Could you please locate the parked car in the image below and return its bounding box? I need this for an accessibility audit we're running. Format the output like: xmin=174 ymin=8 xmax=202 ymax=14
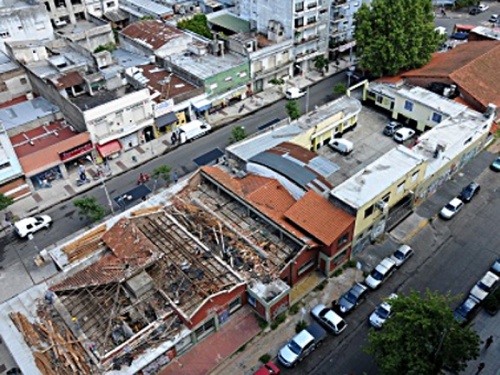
xmin=469 ymin=7 xmax=481 ymax=15
xmin=328 ymin=139 xmax=354 ymax=155
xmin=390 ymin=245 xmax=414 ymax=268
xmin=490 ymin=157 xmax=500 ymax=172
xmin=491 ymin=258 xmax=500 ymax=276
xmin=278 ymin=322 xmax=327 ymax=367
xmin=369 ymin=293 xmax=398 ymax=329
xmin=333 ymin=282 xmax=368 ymax=315
xmin=311 ymin=304 xmax=347 ymax=335
xmin=365 ymin=258 xmax=397 ymax=289
xmin=489 ymin=14 xmax=499 ymax=22
xmin=470 ymin=271 xmax=500 ymax=301
xmin=383 ymin=121 xmax=403 ymax=136
xmin=439 ymin=198 xmax=464 ymax=220
xmin=14 ymin=215 xmax=52 ymax=238
xmin=454 ymin=296 xmax=480 ymax=325
xmin=254 ymin=362 xmax=281 ymax=375
xmin=285 ymin=87 xmax=305 ymax=100
xmin=478 ymin=4 xmax=489 ymax=11
xmin=458 ymin=182 xmax=480 ymax=203
xmin=393 ymin=127 xmax=415 ymax=143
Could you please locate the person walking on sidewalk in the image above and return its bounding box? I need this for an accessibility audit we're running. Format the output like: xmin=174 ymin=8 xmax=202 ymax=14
xmin=485 ymin=335 xmax=493 ymax=350
xmin=476 ymin=362 xmax=485 ymax=375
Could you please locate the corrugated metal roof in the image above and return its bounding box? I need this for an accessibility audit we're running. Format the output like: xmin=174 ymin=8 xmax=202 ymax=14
xmin=0 ymin=97 xmax=60 ymax=130
xmin=0 ymin=51 xmax=19 ymax=74
xmin=250 ymin=152 xmax=317 ymax=189
xmin=120 ymin=0 xmax=173 ymax=16
xmin=308 ymin=156 xmax=339 ymax=177
xmin=209 ymin=13 xmax=251 ymax=33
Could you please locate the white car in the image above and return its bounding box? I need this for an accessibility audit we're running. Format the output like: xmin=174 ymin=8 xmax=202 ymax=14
xmin=285 ymin=87 xmax=305 ymax=100
xmin=478 ymin=4 xmax=489 ymax=12
xmin=328 ymin=139 xmax=354 ymax=155
xmin=390 ymin=245 xmax=414 ymax=268
xmin=369 ymin=293 xmax=398 ymax=328
xmin=311 ymin=304 xmax=347 ymax=335
xmin=439 ymin=198 xmax=464 ymax=219
xmin=393 ymin=127 xmax=415 ymax=143
xmin=365 ymin=258 xmax=397 ymax=289
xmin=470 ymin=271 xmax=499 ymax=301
xmin=489 ymin=14 xmax=498 ymax=23
xmin=14 ymin=215 xmax=52 ymax=238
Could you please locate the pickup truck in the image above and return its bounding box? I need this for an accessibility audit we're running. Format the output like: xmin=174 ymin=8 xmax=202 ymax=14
xmin=278 ymin=322 xmax=327 ymax=367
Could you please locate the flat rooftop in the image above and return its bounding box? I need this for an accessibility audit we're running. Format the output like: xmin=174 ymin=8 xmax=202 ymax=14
xmin=0 ymin=97 xmax=60 ymax=130
xmin=70 ymin=84 xmax=137 ymax=110
xmin=169 ymin=51 xmax=247 ymax=80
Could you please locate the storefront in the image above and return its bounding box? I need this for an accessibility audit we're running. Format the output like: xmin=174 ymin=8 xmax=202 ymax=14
xmin=60 ymin=140 xmax=94 ymax=175
xmin=96 ymin=140 xmax=122 ymax=160
xmin=155 ymin=112 xmax=178 ymax=133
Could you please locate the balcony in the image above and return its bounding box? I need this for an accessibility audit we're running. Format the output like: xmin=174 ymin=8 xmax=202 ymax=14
xmin=294 ymin=34 xmax=319 ymax=46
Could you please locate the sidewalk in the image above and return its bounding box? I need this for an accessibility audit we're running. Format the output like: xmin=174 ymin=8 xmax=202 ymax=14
xmin=1 ymin=58 xmax=352 ymax=230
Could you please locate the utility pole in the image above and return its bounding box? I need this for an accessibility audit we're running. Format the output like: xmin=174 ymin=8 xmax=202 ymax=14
xmin=86 ymin=156 xmax=114 ymax=214
xmin=306 ymin=86 xmax=310 ymax=113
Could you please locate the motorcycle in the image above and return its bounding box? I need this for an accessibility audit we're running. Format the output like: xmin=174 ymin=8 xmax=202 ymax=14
xmin=137 ymin=173 xmax=151 ymax=185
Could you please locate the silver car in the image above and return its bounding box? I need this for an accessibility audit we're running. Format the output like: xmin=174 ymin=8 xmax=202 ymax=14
xmin=390 ymin=245 xmax=414 ymax=268
xmin=311 ymin=304 xmax=347 ymax=335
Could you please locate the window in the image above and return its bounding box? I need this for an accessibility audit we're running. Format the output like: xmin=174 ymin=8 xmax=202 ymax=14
xmin=337 ymin=232 xmax=349 ymax=247
xmin=0 ymin=31 xmax=11 ymax=38
xmin=364 ymin=204 xmax=374 ymax=219
xmin=332 ymin=248 xmax=347 ymax=265
xmin=464 ymin=136 xmax=472 ymax=145
xmin=307 ymin=16 xmax=317 ymax=24
xmin=295 ymin=2 xmax=304 ymax=11
xmin=404 ymin=100 xmax=414 ymax=112
xmin=0 ymin=162 xmax=11 ymax=170
xmin=376 ymin=96 xmax=383 ymax=104
xmin=20 ymin=78 xmax=27 ymax=85
xmin=18 ymin=25 xmax=23 ymax=30
xmin=106 ymin=1 xmax=114 ymax=6
xmin=248 ymin=294 xmax=256 ymax=307
xmin=411 ymin=170 xmax=419 ymax=183
xmin=381 ymin=192 xmax=390 ymax=203
xmin=431 ymin=112 xmax=442 ymax=123
xmin=397 ymin=181 xmax=405 ymax=194
xmin=229 ymin=296 xmax=242 ymax=312
xmin=194 ymin=318 xmax=215 ymax=340
xmin=298 ymin=259 xmax=315 ymax=276
xmin=295 ymin=17 xmax=304 ymax=28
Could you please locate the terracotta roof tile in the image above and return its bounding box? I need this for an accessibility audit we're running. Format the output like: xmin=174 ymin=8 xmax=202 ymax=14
xmin=285 ymin=190 xmax=354 ymax=246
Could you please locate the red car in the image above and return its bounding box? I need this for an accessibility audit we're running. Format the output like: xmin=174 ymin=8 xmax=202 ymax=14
xmin=254 ymin=361 xmax=281 ymax=375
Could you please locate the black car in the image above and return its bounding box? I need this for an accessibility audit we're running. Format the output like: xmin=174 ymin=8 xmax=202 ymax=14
xmin=458 ymin=182 xmax=480 ymax=203
xmin=469 ymin=7 xmax=480 ymax=15
xmin=333 ymin=282 xmax=368 ymax=315
xmin=454 ymin=296 xmax=480 ymax=325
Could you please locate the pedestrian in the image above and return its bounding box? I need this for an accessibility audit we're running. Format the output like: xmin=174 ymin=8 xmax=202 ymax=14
xmin=485 ymin=335 xmax=493 ymax=349
xmin=173 ymin=171 xmax=178 ymax=184
xmin=476 ymin=362 xmax=485 ymax=375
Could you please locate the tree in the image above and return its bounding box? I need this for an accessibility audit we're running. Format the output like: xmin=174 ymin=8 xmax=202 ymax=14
xmin=333 ymin=83 xmax=347 ymax=96
xmin=313 ymin=55 xmax=330 ymax=76
xmin=74 ymin=197 xmax=106 ymax=222
xmin=354 ymin=0 xmax=444 ymax=77
xmin=454 ymin=0 xmax=477 ymax=9
xmin=229 ymin=126 xmax=247 ymax=144
xmin=0 ymin=193 xmax=14 ymax=211
xmin=139 ymin=15 xmax=155 ymax=20
xmin=365 ymin=290 xmax=479 ymax=375
xmin=285 ymin=100 xmax=301 ymax=120
xmin=94 ymin=42 xmax=116 ymax=54
xmin=152 ymin=165 xmax=172 ymax=184
xmin=177 ymin=14 xmax=212 ymax=39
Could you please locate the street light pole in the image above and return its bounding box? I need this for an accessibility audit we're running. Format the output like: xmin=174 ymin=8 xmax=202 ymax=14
xmin=86 ymin=155 xmax=114 ymax=214
xmin=306 ymin=86 xmax=310 ymax=113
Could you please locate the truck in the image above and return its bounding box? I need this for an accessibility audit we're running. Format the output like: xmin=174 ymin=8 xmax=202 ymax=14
xmin=176 ymin=120 xmax=211 ymax=144
xmin=278 ymin=322 xmax=327 ymax=367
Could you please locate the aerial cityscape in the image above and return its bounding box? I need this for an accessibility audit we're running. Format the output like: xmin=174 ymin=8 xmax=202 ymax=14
xmin=0 ymin=0 xmax=499 ymax=374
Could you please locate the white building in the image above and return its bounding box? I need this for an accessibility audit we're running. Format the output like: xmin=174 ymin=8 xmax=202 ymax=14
xmin=329 ymin=0 xmax=365 ymax=60
xmin=237 ymin=0 xmax=331 ymax=74
xmin=0 ymin=0 xmax=54 ymax=54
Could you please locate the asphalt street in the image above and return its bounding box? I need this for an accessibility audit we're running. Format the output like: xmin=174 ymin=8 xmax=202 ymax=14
xmin=0 ymin=72 xmax=347 ymax=272
xmin=434 ymin=1 xmax=500 ymax=33
xmin=282 ymin=150 xmax=500 ymax=375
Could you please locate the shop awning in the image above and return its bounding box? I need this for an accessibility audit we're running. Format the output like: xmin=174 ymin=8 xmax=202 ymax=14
xmin=156 ymin=112 xmax=178 ymax=130
xmin=192 ymin=99 xmax=212 ymax=112
xmin=96 ymin=140 xmax=122 ymax=158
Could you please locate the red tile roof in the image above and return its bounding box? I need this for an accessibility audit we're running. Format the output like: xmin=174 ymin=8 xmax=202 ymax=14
xmin=284 ymin=190 xmax=354 ymax=246
xmin=51 ymin=218 xmax=161 ymax=291
xmin=121 ymin=20 xmax=186 ymax=50
xmin=403 ymin=41 xmax=500 ymax=109
xmin=140 ymin=64 xmax=198 ymax=102
xmin=51 ymin=71 xmax=84 ymax=89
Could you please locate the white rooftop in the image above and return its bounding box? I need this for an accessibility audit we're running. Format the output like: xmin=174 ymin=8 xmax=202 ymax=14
xmin=471 ymin=25 xmax=500 ymax=40
xmin=331 ymin=145 xmax=426 ymax=209
xmin=411 ymin=107 xmax=492 ymax=177
xmin=169 ymin=51 xmax=247 ymax=80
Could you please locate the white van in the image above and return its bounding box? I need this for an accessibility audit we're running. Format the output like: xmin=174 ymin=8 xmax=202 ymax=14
xmin=285 ymin=87 xmax=305 ymax=100
xmin=328 ymin=139 xmax=353 ymax=155
xmin=393 ymin=127 xmax=415 ymax=143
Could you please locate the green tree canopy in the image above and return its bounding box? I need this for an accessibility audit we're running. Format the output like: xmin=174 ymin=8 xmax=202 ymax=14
xmin=365 ymin=290 xmax=479 ymax=375
xmin=177 ymin=14 xmax=212 ymax=39
xmin=285 ymin=100 xmax=301 ymax=120
xmin=152 ymin=165 xmax=172 ymax=182
xmin=229 ymin=126 xmax=247 ymax=144
xmin=354 ymin=0 xmax=444 ymax=77
xmin=313 ymin=55 xmax=330 ymax=75
xmin=0 ymin=193 xmax=14 ymax=211
xmin=74 ymin=196 xmax=106 ymax=222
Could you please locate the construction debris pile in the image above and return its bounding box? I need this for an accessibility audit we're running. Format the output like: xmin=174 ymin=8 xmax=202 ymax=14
xmin=10 ymin=305 xmax=94 ymax=375
xmin=61 ymin=224 xmax=106 ymax=264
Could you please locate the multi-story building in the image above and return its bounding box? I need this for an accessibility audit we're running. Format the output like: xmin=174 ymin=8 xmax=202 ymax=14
xmin=329 ymin=0 xmax=363 ymax=60
xmin=0 ymin=0 xmax=54 ymax=54
xmin=0 ymin=51 xmax=32 ymax=105
xmin=237 ymin=0 xmax=331 ymax=74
